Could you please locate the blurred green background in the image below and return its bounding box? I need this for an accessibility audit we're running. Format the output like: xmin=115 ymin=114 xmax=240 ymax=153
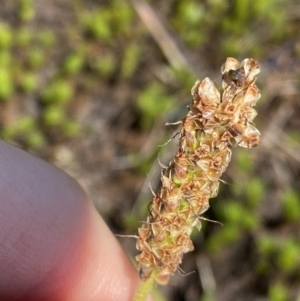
xmin=1 ymin=0 xmax=300 ymax=300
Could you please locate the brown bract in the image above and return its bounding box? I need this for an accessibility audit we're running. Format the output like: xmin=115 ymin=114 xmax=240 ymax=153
xmin=136 ymin=57 xmax=261 ymax=285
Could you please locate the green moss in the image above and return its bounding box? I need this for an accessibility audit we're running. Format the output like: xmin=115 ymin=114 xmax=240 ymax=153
xmin=236 ymin=150 xmax=254 ymax=173
xmin=282 ymin=190 xmax=300 ymax=221
xmin=15 ymin=28 xmax=31 ymax=47
xmin=38 ymin=30 xmax=56 ymax=47
xmin=27 ymin=48 xmax=45 ymax=69
xmin=276 ymin=240 xmax=300 ymax=273
xmin=0 ymin=50 xmax=11 ymax=67
xmin=63 ymin=52 xmax=84 ymax=75
xmin=243 ymin=213 xmax=260 ymax=230
xmin=41 ymin=80 xmax=73 ymax=105
xmin=137 ymin=82 xmax=175 ymax=129
xmin=81 ymin=10 xmax=112 ymax=40
xmin=26 ymin=131 xmax=46 ymax=149
xmin=19 ymin=0 xmax=35 ymax=22
xmin=268 ymin=282 xmax=289 ymax=301
xmin=110 ymin=1 xmax=134 ymax=35
xmin=257 ymin=234 xmax=275 ymax=256
xmin=92 ymin=54 xmax=116 ymax=76
xmin=0 ymin=117 xmax=45 ymax=150
xmin=19 ymin=73 xmax=37 ymax=93
xmin=62 ymin=120 xmax=80 ymax=137
xmin=0 ymin=68 xmax=14 ymax=100
xmin=121 ymin=43 xmax=140 ymax=79
xmin=255 ymin=260 xmax=270 ymax=275
xmin=43 ymin=105 xmax=65 ymax=126
xmin=222 ymin=202 xmax=245 ymax=224
xmin=0 ymin=23 xmax=12 ymax=49
xmin=246 ymin=178 xmax=265 ymax=208
xmin=15 ymin=116 xmax=36 ymax=133
xmin=171 ymin=67 xmax=195 ymax=91
xmin=206 ymin=226 xmax=241 ymax=253
xmin=172 ymin=2 xmax=205 ymax=48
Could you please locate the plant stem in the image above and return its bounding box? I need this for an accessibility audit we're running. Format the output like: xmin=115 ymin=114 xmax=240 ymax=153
xmin=133 ymin=275 xmax=155 ymax=301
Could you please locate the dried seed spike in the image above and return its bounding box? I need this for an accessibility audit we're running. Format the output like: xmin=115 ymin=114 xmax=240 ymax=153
xmin=221 ymin=57 xmax=240 ymax=74
xmin=135 ymin=57 xmax=261 ymax=285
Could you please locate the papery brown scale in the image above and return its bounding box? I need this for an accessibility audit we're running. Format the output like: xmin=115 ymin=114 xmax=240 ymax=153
xmin=175 ymin=233 xmax=194 ymax=250
xmin=150 ymin=253 xmax=164 ymax=268
xmin=232 ymin=88 xmax=248 ymax=104
xmin=219 ymin=100 xmax=239 ymax=120
xmin=197 ymin=134 xmax=213 ymax=150
xmin=191 ymin=79 xmax=201 ymax=96
xmin=160 ymin=247 xmax=184 ymax=265
xmin=243 ymin=85 xmax=260 ymax=106
xmin=229 ymin=123 xmax=245 ymax=138
xmin=150 ymin=222 xmax=166 ymax=241
xmin=208 ymin=180 xmax=220 ymax=198
xmin=138 ymin=227 xmax=152 ymax=242
xmin=154 ymin=231 xmax=167 ymax=244
xmin=183 ymin=180 xmax=210 ymax=196
xmin=241 ymin=58 xmax=260 ymax=83
xmin=218 ymin=131 xmax=232 ymax=145
xmin=209 ymin=155 xmax=225 ymax=171
xmin=182 ymin=116 xmax=198 ymax=132
xmin=220 ymin=148 xmax=232 ymax=167
xmin=181 ymin=181 xmax=211 ymax=202
xmin=160 ymin=185 xmax=181 ymax=202
xmin=136 ymin=250 xmax=153 ymax=265
xmin=164 ymin=197 xmax=179 ymax=212
xmin=202 ymin=118 xmax=219 ymax=129
xmin=161 ymin=174 xmax=175 ymax=190
xmin=188 ymin=196 xmax=210 ymax=215
xmin=193 ymin=144 xmax=210 ymax=157
xmin=136 ymin=233 xmax=153 ymax=252
xmin=197 ymin=78 xmax=221 ymax=106
xmin=174 ymin=153 xmax=194 ymax=168
xmin=221 ymin=57 xmax=240 ymax=75
xmin=196 ymin=155 xmax=212 ymax=172
xmin=160 ymin=251 xmax=174 ymax=265
xmin=172 ymin=165 xmax=189 ymax=184
xmin=221 ymin=83 xmax=238 ymax=102
xmin=164 ymin=215 xmax=187 ymax=232
xmin=150 ymin=196 xmax=164 ymax=217
xmin=242 ymin=108 xmax=257 ymax=122
xmin=159 ymin=245 xmax=185 ymax=260
xmin=206 ymin=169 xmax=221 ymax=183
xmin=200 ymin=103 xmax=218 ymax=115
xmin=139 ymin=265 xmax=154 ymax=281
xmin=214 ymin=141 xmax=230 ymax=152
xmin=235 ymin=125 xmax=260 ymax=148
xmin=162 ymin=190 xmax=181 ymax=212
xmin=185 ymin=112 xmax=203 ymax=126
xmin=236 ymin=135 xmax=258 ymax=148
xmin=181 ymin=130 xmax=198 ymax=151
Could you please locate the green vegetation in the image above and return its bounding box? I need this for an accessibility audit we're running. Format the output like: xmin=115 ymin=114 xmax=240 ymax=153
xmin=137 ymin=82 xmax=175 ymax=129
xmin=268 ymin=282 xmax=289 ymax=301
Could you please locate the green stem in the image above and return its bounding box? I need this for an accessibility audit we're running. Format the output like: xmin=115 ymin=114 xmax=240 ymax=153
xmin=133 ymin=275 xmax=155 ymax=301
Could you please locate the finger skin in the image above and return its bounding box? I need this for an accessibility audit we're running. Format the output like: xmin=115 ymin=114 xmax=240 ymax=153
xmin=0 ymin=140 xmax=140 ymax=301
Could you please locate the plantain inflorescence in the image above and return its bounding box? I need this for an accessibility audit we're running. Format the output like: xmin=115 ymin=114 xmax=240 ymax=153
xmin=136 ymin=57 xmax=261 ymax=285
